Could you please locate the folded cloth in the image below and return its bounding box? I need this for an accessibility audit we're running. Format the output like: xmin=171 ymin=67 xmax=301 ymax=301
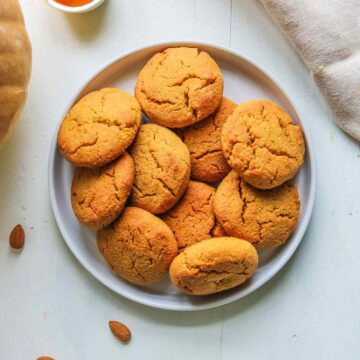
xmin=261 ymin=0 xmax=360 ymax=141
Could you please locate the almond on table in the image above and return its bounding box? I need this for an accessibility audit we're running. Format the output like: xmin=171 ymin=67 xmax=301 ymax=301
xmin=109 ymin=321 xmax=131 ymax=343
xmin=9 ymin=224 xmax=25 ymax=250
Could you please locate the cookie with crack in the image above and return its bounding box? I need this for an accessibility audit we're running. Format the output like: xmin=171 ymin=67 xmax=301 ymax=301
xmin=169 ymin=237 xmax=258 ymax=295
xmin=97 ymin=207 xmax=178 ymax=285
xmin=58 ymin=88 xmax=141 ymax=168
xmin=214 ymin=171 xmax=300 ymax=248
xmin=178 ymin=97 xmax=236 ymax=182
xmin=135 ymin=47 xmax=223 ymax=128
xmin=129 ymin=123 xmax=191 ymax=214
xmin=71 ymin=152 xmax=134 ymax=230
xmin=221 ymin=100 xmax=305 ymax=189
xmin=162 ymin=181 xmax=226 ymax=251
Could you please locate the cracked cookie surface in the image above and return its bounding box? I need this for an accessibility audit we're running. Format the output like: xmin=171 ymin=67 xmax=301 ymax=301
xmin=97 ymin=207 xmax=178 ymax=285
xmin=58 ymin=88 xmax=141 ymax=168
xmin=129 ymin=123 xmax=191 ymax=214
xmin=71 ymin=152 xmax=134 ymax=230
xmin=162 ymin=181 xmax=226 ymax=252
xmin=221 ymin=100 xmax=305 ymax=189
xmin=169 ymin=237 xmax=258 ymax=295
xmin=214 ymin=171 xmax=300 ymax=248
xmin=177 ymin=97 xmax=236 ymax=182
xmin=135 ymin=47 xmax=223 ymax=128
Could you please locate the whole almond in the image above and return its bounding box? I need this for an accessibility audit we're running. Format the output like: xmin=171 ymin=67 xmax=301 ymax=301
xmin=9 ymin=224 xmax=25 ymax=250
xmin=109 ymin=320 xmax=131 ymax=343
xmin=37 ymin=357 xmax=55 ymax=360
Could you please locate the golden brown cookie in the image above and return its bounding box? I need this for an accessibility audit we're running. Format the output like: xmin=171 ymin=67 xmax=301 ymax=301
xmin=178 ymin=97 xmax=236 ymax=182
xmin=57 ymin=88 xmax=141 ymax=168
xmin=169 ymin=237 xmax=258 ymax=295
xmin=71 ymin=152 xmax=134 ymax=230
xmin=162 ymin=181 xmax=226 ymax=251
xmin=97 ymin=207 xmax=178 ymax=285
xmin=129 ymin=123 xmax=191 ymax=214
xmin=214 ymin=171 xmax=300 ymax=248
xmin=221 ymin=100 xmax=305 ymax=189
xmin=135 ymin=47 xmax=223 ymax=128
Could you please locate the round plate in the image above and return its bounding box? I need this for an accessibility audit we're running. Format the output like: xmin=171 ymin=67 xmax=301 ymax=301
xmin=49 ymin=41 xmax=316 ymax=311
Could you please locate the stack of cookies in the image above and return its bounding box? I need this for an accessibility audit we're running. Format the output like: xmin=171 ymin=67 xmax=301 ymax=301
xmin=57 ymin=47 xmax=305 ymax=296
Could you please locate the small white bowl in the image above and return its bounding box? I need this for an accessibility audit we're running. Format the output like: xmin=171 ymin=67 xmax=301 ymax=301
xmin=47 ymin=0 xmax=106 ymax=13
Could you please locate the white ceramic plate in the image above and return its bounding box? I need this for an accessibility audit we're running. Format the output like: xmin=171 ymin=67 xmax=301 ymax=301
xmin=49 ymin=41 xmax=316 ymax=311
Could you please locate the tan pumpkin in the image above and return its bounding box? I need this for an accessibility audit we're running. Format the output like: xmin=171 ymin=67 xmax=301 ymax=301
xmin=0 ymin=0 xmax=31 ymax=148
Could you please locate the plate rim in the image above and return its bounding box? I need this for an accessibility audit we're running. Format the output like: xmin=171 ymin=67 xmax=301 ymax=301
xmin=48 ymin=40 xmax=317 ymax=311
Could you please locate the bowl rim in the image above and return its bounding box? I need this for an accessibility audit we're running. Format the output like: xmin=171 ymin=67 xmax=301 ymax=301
xmin=47 ymin=0 xmax=105 ymax=13
xmin=48 ymin=40 xmax=317 ymax=311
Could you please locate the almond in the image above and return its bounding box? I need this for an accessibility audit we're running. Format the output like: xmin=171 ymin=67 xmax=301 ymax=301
xmin=109 ymin=320 xmax=131 ymax=343
xmin=37 ymin=357 xmax=55 ymax=360
xmin=9 ymin=224 xmax=25 ymax=250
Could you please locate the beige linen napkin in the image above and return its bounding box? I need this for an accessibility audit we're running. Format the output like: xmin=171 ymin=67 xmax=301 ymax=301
xmin=261 ymin=0 xmax=360 ymax=141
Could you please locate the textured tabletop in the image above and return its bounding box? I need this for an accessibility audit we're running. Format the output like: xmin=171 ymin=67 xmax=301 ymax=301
xmin=0 ymin=1 xmax=359 ymax=359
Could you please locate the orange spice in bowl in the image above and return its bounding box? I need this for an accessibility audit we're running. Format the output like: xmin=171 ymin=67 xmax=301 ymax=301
xmin=48 ymin=0 xmax=105 ymax=13
xmin=54 ymin=0 xmax=93 ymax=6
